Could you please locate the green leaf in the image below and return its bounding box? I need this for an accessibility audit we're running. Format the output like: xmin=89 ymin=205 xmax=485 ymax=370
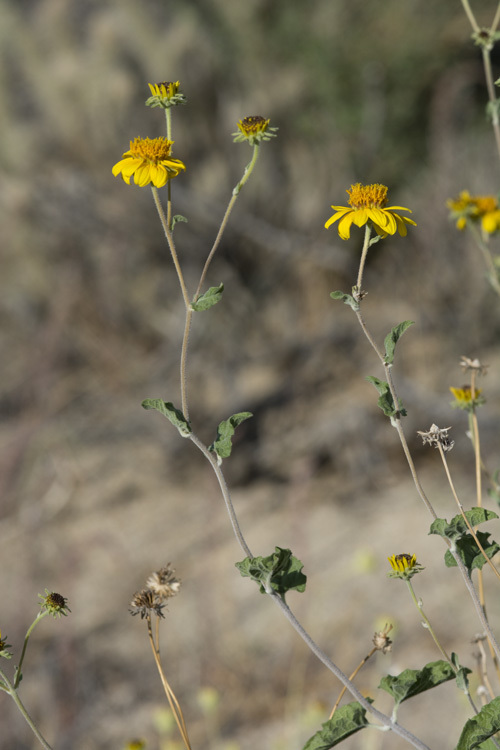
xmin=191 ymin=283 xmax=224 ymax=311
xmin=365 ymin=376 xmax=407 ymax=418
xmin=451 ymin=653 xmax=472 ymax=694
xmin=383 ymin=321 xmax=414 ymax=365
xmin=330 ymin=290 xmax=359 ymax=312
xmin=302 ymin=701 xmax=370 ymax=750
xmin=378 ymin=660 xmax=455 ymax=706
xmin=208 ymin=411 xmax=252 ymax=459
xmin=171 ymin=214 xmax=188 ymax=230
xmin=141 ymin=399 xmax=192 ymax=437
xmin=429 ymin=508 xmax=499 ymax=543
xmin=443 ymin=531 xmax=500 ymax=574
xmin=456 ymin=696 xmax=500 ymax=749
xmin=235 ymin=547 xmax=307 ymax=599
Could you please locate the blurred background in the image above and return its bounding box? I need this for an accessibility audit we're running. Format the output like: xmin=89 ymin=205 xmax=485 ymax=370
xmin=2 ymin=0 xmax=500 ymax=748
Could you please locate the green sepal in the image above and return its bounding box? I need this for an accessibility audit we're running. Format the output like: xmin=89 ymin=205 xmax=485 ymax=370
xmin=365 ymin=376 xmax=407 ymax=417
xmin=330 ymin=290 xmax=359 ymax=312
xmin=235 ymin=546 xmax=306 ymax=600
xmin=378 ymin=660 xmax=455 ymax=706
xmin=141 ymin=399 xmax=192 ymax=437
xmin=455 ymin=696 xmax=500 ymax=749
xmin=451 ymin=653 xmax=472 ymax=695
xmin=191 ymin=283 xmax=224 ymax=312
xmin=171 ymin=214 xmax=188 ymax=230
xmin=383 ymin=321 xmax=414 ymax=365
xmin=302 ymin=701 xmax=370 ymax=749
xmin=208 ymin=411 xmax=252 ymax=459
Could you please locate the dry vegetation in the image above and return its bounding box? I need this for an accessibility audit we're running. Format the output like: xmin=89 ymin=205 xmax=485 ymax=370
xmin=2 ymin=1 xmax=500 ymax=748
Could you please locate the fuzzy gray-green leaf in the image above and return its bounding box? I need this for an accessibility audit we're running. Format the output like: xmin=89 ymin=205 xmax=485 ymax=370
xmin=191 ymin=283 xmax=224 ymax=311
xmin=384 ymin=320 xmax=414 ymax=364
xmin=379 ymin=660 xmax=455 ymax=706
xmin=141 ymin=399 xmax=191 ymax=437
xmin=330 ymin=290 xmax=359 ymax=311
xmin=456 ymin=696 xmax=500 ymax=749
xmin=209 ymin=411 xmax=252 ymax=458
xmin=302 ymin=702 xmax=369 ymax=749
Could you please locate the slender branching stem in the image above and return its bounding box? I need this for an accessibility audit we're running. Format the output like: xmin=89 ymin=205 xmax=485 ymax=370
xmin=188 ymin=432 xmax=253 ymax=558
xmin=14 ymin=612 xmax=47 ymax=689
xmin=492 ymin=1 xmax=500 ymax=32
xmin=147 ymin=618 xmax=192 ymax=750
xmin=437 ymin=445 xmax=500 ymax=582
xmin=355 ymin=224 xmax=373 ymax=294
xmin=405 ymin=580 xmax=452 ymax=663
xmin=151 ymin=187 xmax=190 ymax=308
xmin=329 ymin=646 xmax=377 ymax=719
xmin=481 ymin=45 xmax=500 ymax=165
xmin=460 ymin=0 xmax=480 ymax=32
xmin=193 ymin=144 xmax=260 ymax=302
xmin=0 ymin=667 xmax=53 ymax=750
xmin=351 ymin=240 xmax=500 ymax=664
xmin=269 ymin=596 xmax=431 ymax=750
xmin=467 ymin=223 xmax=500 ymax=296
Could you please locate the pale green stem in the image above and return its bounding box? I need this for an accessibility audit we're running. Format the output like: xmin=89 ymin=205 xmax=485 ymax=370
xmin=492 ymin=2 xmax=500 ymax=32
xmin=355 ymin=224 xmax=372 ymax=294
xmin=469 ymin=372 xmax=482 ymax=510
xmin=467 ymin=223 xmax=500 ymax=297
xmin=165 ymin=107 xmax=172 ymax=141
xmin=187 ymin=430 xmax=430 ymax=749
xmin=460 ymin=0 xmax=480 ymax=31
xmin=405 ymin=580 xmax=452 ymax=663
xmin=269 ymin=596 xmax=431 ymax=750
xmin=14 ymin=611 xmax=48 ymax=689
xmin=0 ymin=666 xmax=53 ymax=750
xmin=351 ymin=249 xmax=500 ymax=664
xmin=481 ymin=45 xmax=500 ymax=166
xmin=150 ymin=187 xmax=189 ymax=308
xmin=180 ymin=145 xmax=261 ymax=418
xmin=194 ymin=144 xmax=260 ymax=302
xmin=437 ymin=443 xmax=500 ymax=582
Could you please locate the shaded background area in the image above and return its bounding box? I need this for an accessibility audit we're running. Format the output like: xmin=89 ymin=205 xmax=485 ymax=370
xmin=2 ymin=0 xmax=500 ymax=748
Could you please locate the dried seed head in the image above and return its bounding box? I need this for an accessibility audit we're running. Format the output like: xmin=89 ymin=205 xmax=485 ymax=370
xmin=373 ymin=623 xmax=393 ymax=654
xmin=417 ymin=424 xmax=454 ymax=452
xmin=129 ymin=589 xmax=165 ymax=619
xmin=146 ymin=564 xmax=181 ymax=602
xmin=460 ymin=356 xmax=488 ymax=375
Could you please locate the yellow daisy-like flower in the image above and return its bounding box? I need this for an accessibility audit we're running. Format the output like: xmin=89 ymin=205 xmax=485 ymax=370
xmin=233 ymin=115 xmax=278 ymax=145
xmin=450 ymin=385 xmax=484 ymax=411
xmin=387 ymin=553 xmax=422 ymax=580
xmin=325 ymin=183 xmax=417 ymax=240
xmin=112 ymin=137 xmax=186 ymax=188
xmin=447 ymin=190 xmax=500 ymax=234
xmin=146 ymin=81 xmax=186 ymax=109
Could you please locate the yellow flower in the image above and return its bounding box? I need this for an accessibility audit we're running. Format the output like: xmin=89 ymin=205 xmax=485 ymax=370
xmin=388 ymin=553 xmax=417 ymax=573
xmin=325 ymin=183 xmax=416 ymax=240
xmin=112 ymin=137 xmax=186 ymax=188
xmin=447 ymin=190 xmax=500 ymax=234
xmin=146 ymin=81 xmax=186 ymax=109
xmin=388 ymin=553 xmax=422 ymax=580
xmin=233 ymin=115 xmax=278 ymax=145
xmin=450 ymin=385 xmax=484 ymax=411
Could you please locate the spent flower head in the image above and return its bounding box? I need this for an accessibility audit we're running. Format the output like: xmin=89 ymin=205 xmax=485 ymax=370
xmin=460 ymin=356 xmax=489 ymax=376
xmin=450 ymin=385 xmax=485 ymax=412
xmin=387 ymin=553 xmax=423 ymax=580
xmin=38 ymin=590 xmax=71 ymax=618
xmin=417 ymin=423 xmax=454 ymax=452
xmin=372 ymin=623 xmax=393 ymax=654
xmin=112 ymin=137 xmax=186 ymax=188
xmin=129 ymin=589 xmax=165 ymax=619
xmin=146 ymin=563 xmax=181 ymax=602
xmin=233 ymin=116 xmax=278 ymax=145
xmin=325 ymin=183 xmax=416 ymax=240
xmin=146 ymin=81 xmax=186 ymax=109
